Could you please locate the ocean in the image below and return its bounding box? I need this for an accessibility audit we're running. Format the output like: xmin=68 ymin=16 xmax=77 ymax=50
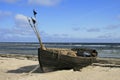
xmin=0 ymin=42 xmax=120 ymax=58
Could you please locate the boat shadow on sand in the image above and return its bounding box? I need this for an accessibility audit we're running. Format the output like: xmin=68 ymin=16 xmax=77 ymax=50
xmin=7 ymin=65 xmax=79 ymax=73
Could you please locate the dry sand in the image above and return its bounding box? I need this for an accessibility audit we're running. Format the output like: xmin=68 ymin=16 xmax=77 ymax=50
xmin=0 ymin=57 xmax=120 ymax=80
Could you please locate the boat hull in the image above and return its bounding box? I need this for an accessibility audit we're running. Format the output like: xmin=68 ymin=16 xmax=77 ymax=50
xmin=38 ymin=48 xmax=96 ymax=69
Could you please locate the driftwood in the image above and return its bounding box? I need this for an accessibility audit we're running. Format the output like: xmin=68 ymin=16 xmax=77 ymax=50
xmin=96 ymin=58 xmax=120 ymax=65
xmin=92 ymin=63 xmax=120 ymax=67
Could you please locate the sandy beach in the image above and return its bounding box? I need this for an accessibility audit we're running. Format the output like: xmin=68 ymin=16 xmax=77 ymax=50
xmin=0 ymin=56 xmax=120 ymax=80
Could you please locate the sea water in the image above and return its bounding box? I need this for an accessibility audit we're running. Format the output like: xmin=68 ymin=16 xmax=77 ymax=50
xmin=0 ymin=42 xmax=120 ymax=58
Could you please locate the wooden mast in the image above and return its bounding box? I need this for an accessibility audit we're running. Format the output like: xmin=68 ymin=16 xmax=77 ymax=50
xmin=28 ymin=10 xmax=46 ymax=72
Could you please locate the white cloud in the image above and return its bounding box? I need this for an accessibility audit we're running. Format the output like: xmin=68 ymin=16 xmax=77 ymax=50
xmin=97 ymin=32 xmax=119 ymax=39
xmin=15 ymin=14 xmax=27 ymax=22
xmin=15 ymin=14 xmax=29 ymax=28
xmin=72 ymin=27 xmax=80 ymax=31
xmin=0 ymin=0 xmax=19 ymax=3
xmin=98 ymin=35 xmax=112 ymax=39
xmin=0 ymin=0 xmax=62 ymax=6
xmin=0 ymin=28 xmax=36 ymax=42
xmin=87 ymin=28 xmax=100 ymax=32
xmin=14 ymin=14 xmax=34 ymax=37
xmin=0 ymin=10 xmax=12 ymax=18
xmin=105 ymin=24 xmax=120 ymax=30
xmin=117 ymin=15 xmax=120 ymax=19
xmin=28 ymin=0 xmax=62 ymax=6
xmin=0 ymin=13 xmax=34 ymax=42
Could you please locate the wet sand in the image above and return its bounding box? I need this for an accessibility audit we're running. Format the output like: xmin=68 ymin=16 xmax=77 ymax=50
xmin=0 ymin=56 xmax=120 ymax=80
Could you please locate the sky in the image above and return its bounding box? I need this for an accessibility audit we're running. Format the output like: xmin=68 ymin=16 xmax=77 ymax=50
xmin=0 ymin=0 xmax=120 ymax=42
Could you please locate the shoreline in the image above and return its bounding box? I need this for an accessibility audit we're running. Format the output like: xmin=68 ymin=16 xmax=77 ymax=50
xmin=0 ymin=54 xmax=38 ymax=61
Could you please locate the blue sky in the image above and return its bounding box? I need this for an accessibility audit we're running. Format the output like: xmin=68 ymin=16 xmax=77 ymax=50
xmin=0 ymin=0 xmax=120 ymax=42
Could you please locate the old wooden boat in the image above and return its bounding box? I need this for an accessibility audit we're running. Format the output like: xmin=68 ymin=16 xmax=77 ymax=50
xmin=28 ymin=10 xmax=98 ymax=72
xmin=38 ymin=48 xmax=97 ymax=70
